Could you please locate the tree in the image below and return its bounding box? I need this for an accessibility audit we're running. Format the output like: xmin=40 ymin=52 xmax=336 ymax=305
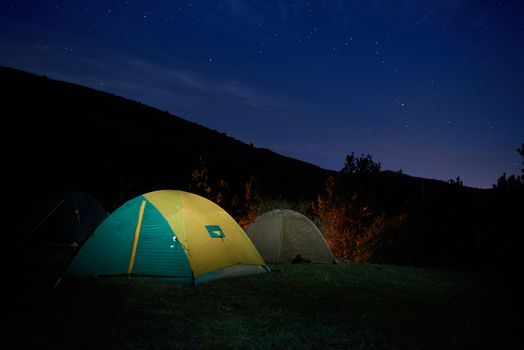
xmin=236 ymin=176 xmax=259 ymax=229
xmin=447 ymin=176 xmax=463 ymax=187
xmin=340 ymin=152 xmax=381 ymax=177
xmin=314 ymin=154 xmax=405 ymax=263
xmin=518 ymin=143 xmax=524 ymax=176
xmin=494 ymin=173 xmax=522 ymax=191
xmin=188 ymin=156 xmax=227 ymax=205
xmin=493 ymin=143 xmax=524 ymax=190
xmin=489 ymin=143 xmax=524 ymax=267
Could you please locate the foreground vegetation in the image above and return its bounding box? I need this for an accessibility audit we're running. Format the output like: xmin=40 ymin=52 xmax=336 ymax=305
xmin=12 ymin=263 xmax=515 ymax=349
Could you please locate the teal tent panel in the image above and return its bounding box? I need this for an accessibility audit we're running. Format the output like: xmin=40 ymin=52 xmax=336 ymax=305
xmin=65 ymin=196 xmax=145 ymax=276
xmin=132 ymin=199 xmax=192 ymax=282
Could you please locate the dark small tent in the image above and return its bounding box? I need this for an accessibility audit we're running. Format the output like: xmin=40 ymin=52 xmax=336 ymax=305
xmin=24 ymin=191 xmax=108 ymax=246
xmin=21 ymin=191 xmax=108 ymax=286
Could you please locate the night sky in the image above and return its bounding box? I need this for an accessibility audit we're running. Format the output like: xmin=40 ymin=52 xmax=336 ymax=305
xmin=1 ymin=1 xmax=523 ymax=189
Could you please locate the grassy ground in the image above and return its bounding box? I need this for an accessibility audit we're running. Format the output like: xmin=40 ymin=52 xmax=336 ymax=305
xmin=11 ymin=263 xmax=516 ymax=349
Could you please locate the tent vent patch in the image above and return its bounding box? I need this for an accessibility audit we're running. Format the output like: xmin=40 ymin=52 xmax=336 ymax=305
xmin=205 ymin=225 xmax=225 ymax=238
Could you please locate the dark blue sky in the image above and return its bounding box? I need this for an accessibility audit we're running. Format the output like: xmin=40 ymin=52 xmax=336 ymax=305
xmin=1 ymin=1 xmax=523 ymax=188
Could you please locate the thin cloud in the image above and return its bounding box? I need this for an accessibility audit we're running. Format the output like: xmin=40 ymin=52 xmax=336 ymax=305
xmin=118 ymin=59 xmax=293 ymax=112
xmin=0 ymin=37 xmax=295 ymax=114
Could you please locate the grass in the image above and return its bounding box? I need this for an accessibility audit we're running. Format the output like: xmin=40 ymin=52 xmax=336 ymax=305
xmin=12 ymin=263 xmax=516 ymax=349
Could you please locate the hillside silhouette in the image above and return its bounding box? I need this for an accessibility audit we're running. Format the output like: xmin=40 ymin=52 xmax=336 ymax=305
xmin=5 ymin=65 xmax=520 ymax=270
xmin=3 ymin=66 xmax=331 ymax=216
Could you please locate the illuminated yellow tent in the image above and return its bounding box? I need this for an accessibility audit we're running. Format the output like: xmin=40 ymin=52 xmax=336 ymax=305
xmin=65 ymin=190 xmax=267 ymax=284
xmin=247 ymin=209 xmax=336 ymax=264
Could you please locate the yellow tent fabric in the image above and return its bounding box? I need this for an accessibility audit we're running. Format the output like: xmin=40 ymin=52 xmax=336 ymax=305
xmin=66 ymin=190 xmax=267 ymax=284
xmin=247 ymin=209 xmax=336 ymax=264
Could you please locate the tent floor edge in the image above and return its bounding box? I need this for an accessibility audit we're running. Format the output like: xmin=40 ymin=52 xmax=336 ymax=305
xmin=194 ymin=264 xmax=267 ymax=284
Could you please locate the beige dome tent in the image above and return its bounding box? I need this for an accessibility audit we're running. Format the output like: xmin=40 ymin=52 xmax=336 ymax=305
xmin=246 ymin=209 xmax=336 ymax=264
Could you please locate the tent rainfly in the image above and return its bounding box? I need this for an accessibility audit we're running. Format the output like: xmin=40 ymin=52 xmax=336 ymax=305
xmin=21 ymin=191 xmax=108 ymax=287
xmin=65 ymin=190 xmax=268 ymax=284
xmin=24 ymin=191 xmax=108 ymax=246
xmin=247 ymin=209 xmax=336 ymax=264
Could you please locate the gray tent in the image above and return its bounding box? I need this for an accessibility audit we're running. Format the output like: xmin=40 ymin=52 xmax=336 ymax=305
xmin=246 ymin=209 xmax=336 ymax=264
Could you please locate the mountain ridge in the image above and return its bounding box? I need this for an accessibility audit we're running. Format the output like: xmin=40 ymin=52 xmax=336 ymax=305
xmin=3 ymin=65 xmax=490 ymax=210
xmin=3 ymin=65 xmax=333 ymax=211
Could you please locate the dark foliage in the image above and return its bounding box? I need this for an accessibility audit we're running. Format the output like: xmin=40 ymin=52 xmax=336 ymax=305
xmin=488 ymin=143 xmax=524 ymax=268
xmin=317 ymin=150 xmax=522 ymax=269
